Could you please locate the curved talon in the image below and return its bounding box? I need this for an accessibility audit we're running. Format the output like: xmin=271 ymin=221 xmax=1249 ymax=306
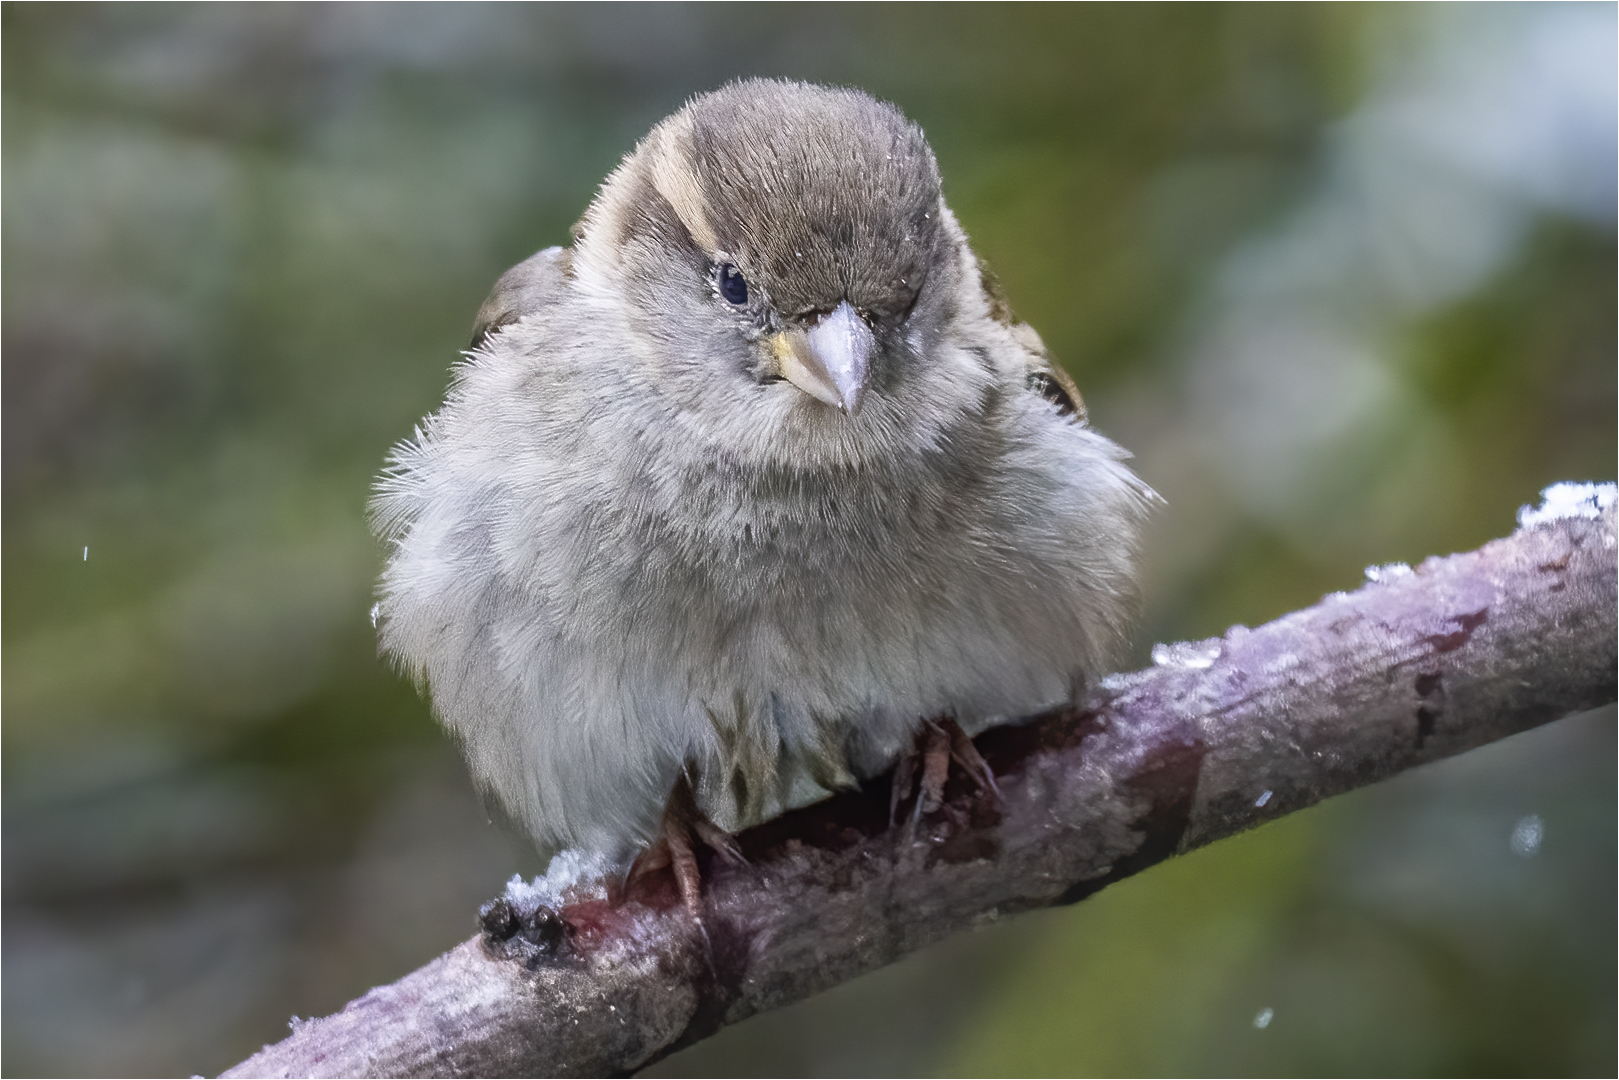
xmin=691 ymin=816 xmax=745 ymax=866
xmin=946 ymin=718 xmax=1001 ymax=800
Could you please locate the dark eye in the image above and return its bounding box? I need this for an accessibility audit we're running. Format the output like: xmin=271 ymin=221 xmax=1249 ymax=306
xmin=719 ymin=263 xmax=748 ymax=305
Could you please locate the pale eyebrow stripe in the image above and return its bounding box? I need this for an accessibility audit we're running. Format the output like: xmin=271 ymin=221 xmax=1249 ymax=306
xmin=647 ymin=113 xmax=720 ymax=255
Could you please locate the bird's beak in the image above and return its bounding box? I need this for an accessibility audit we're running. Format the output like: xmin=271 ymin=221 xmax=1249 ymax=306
xmin=770 ymin=300 xmax=874 ymax=416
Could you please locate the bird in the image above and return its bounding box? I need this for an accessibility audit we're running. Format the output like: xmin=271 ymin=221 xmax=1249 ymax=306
xmin=371 ymin=79 xmax=1156 ymax=919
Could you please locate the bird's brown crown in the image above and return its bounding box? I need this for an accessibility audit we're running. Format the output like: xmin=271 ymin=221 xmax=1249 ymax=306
xmin=594 ymin=79 xmax=946 ymax=325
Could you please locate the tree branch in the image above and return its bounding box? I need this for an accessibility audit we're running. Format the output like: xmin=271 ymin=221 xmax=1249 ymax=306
xmin=224 ymin=492 xmax=1617 ymax=1079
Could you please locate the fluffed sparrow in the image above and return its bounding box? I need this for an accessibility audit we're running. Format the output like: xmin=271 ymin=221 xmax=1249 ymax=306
xmin=372 ymin=79 xmax=1156 ymax=912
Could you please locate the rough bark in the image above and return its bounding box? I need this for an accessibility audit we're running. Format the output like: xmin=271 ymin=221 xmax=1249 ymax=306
xmin=223 ymin=498 xmax=1617 ymax=1079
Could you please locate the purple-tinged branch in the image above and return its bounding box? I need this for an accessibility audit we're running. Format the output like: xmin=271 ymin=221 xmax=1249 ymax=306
xmin=224 ymin=494 xmax=1617 ymax=1079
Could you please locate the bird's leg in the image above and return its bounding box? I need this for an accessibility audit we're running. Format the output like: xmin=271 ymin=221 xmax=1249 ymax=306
xmin=890 ymin=716 xmax=1001 ymax=829
xmin=890 ymin=743 xmax=919 ymax=825
xmin=917 ymin=720 xmax=952 ymax=818
xmin=625 ymin=770 xmax=743 ymax=926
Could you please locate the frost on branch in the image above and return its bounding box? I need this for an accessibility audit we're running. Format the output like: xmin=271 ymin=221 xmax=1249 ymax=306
xmin=224 ymin=483 xmax=1617 ymax=1079
xmin=1516 ymin=480 xmax=1615 ymax=527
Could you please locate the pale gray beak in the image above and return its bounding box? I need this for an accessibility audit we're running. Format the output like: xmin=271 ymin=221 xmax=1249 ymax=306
xmin=771 ymin=300 xmax=875 ymax=415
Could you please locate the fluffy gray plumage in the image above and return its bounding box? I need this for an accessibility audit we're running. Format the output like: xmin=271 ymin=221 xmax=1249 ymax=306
xmin=372 ymin=80 xmax=1157 ymax=868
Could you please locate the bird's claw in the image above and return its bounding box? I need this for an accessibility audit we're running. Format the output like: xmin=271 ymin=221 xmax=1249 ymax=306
xmin=890 ymin=716 xmax=1001 ymax=832
xmin=623 ymin=772 xmax=744 ymax=930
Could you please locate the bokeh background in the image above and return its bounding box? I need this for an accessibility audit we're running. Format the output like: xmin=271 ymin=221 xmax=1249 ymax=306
xmin=4 ymin=4 xmax=1614 ymax=1076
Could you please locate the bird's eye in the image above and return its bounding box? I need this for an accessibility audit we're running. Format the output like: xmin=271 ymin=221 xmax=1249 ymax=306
xmin=718 ymin=263 xmax=749 ymax=306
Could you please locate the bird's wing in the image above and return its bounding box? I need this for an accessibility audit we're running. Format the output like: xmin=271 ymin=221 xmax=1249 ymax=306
xmin=469 ymin=245 xmax=574 ymax=349
xmin=1021 ymin=344 xmax=1086 ymax=423
xmin=978 ymin=257 xmax=1087 ymax=423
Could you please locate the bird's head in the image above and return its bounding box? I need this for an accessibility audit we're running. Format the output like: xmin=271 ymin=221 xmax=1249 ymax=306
xmin=574 ymin=80 xmax=973 ymax=439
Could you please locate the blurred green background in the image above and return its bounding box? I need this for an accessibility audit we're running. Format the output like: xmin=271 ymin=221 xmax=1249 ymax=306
xmin=3 ymin=4 xmax=1613 ymax=1076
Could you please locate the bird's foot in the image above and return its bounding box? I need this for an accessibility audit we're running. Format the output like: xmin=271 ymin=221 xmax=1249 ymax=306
xmin=623 ymin=772 xmax=744 ymax=928
xmin=890 ymin=716 xmax=1002 ymax=830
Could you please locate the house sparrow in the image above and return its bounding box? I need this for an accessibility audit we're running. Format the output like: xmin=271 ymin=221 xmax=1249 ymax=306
xmin=372 ymin=79 xmax=1155 ymax=913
